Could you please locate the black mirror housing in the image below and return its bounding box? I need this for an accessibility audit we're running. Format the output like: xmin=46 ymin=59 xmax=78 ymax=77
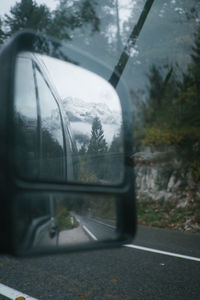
xmin=0 ymin=31 xmax=136 ymax=256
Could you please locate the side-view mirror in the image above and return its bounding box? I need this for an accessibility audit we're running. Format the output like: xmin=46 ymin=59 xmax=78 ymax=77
xmin=0 ymin=31 xmax=136 ymax=256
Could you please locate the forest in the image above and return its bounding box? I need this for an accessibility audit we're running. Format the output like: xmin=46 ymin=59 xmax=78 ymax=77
xmin=134 ymin=25 xmax=200 ymax=182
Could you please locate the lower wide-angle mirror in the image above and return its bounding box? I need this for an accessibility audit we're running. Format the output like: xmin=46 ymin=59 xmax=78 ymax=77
xmin=13 ymin=192 xmax=118 ymax=252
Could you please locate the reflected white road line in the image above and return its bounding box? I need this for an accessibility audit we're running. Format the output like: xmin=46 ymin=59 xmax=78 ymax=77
xmin=89 ymin=218 xmax=115 ymax=229
xmin=82 ymin=225 xmax=98 ymax=240
xmin=125 ymin=244 xmax=200 ymax=262
xmin=0 ymin=282 xmax=38 ymax=300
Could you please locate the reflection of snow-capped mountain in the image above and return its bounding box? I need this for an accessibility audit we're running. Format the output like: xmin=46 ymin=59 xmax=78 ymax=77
xmin=62 ymin=97 xmax=122 ymax=145
xmin=62 ymin=97 xmax=121 ymax=125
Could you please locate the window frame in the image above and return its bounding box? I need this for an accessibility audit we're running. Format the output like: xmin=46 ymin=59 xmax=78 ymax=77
xmin=32 ymin=58 xmax=68 ymax=181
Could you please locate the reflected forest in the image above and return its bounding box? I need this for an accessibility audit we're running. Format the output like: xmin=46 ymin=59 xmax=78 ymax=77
xmin=78 ymin=116 xmax=123 ymax=184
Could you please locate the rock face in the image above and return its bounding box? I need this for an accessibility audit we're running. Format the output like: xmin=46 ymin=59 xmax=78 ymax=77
xmin=134 ymin=151 xmax=200 ymax=206
xmin=136 ymin=165 xmax=173 ymax=202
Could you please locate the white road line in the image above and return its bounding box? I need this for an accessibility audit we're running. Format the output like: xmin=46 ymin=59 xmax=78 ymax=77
xmin=89 ymin=218 xmax=115 ymax=229
xmin=0 ymin=283 xmax=38 ymax=300
xmin=124 ymin=244 xmax=200 ymax=262
xmin=82 ymin=225 xmax=98 ymax=241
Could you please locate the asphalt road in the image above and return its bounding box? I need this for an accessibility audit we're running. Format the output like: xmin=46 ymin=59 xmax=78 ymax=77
xmin=74 ymin=214 xmax=116 ymax=241
xmin=0 ymin=224 xmax=199 ymax=300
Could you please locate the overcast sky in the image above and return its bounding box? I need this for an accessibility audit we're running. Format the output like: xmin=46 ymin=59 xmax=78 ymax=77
xmin=41 ymin=54 xmax=121 ymax=112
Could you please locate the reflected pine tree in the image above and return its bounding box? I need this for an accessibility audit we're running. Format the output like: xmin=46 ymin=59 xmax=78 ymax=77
xmin=108 ymin=129 xmax=124 ymax=182
xmin=87 ymin=116 xmax=108 ymax=180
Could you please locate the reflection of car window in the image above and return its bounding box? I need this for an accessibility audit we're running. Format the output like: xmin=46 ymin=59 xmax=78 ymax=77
xmin=35 ymin=66 xmax=65 ymax=180
xmin=15 ymin=57 xmax=37 ymax=119
xmin=14 ymin=56 xmax=39 ymax=178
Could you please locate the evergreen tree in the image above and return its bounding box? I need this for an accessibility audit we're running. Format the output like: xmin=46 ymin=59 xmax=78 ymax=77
xmin=79 ymin=143 xmax=87 ymax=155
xmin=191 ymin=26 xmax=200 ymax=102
xmin=191 ymin=27 xmax=200 ymax=67
xmin=87 ymin=117 xmax=107 ymax=179
xmin=144 ymin=65 xmax=164 ymax=124
xmin=148 ymin=66 xmax=163 ymax=108
xmin=88 ymin=117 xmax=107 ymax=154
xmin=1 ymin=0 xmax=99 ymax=42
xmin=3 ymin=0 xmax=52 ymax=37
xmin=109 ymin=124 xmax=123 ymax=153
xmin=178 ymin=25 xmax=200 ymax=127
xmin=109 ymin=135 xmax=120 ymax=153
xmin=48 ymin=0 xmax=99 ymax=41
xmin=141 ymin=65 xmax=173 ymax=127
xmin=0 ymin=18 xmax=5 ymax=45
xmin=108 ymin=131 xmax=123 ymax=183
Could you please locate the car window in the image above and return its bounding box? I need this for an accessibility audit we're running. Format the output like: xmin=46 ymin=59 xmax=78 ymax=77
xmin=11 ymin=0 xmax=200 ymax=231
xmin=14 ymin=56 xmax=39 ymax=179
xmin=34 ymin=65 xmax=65 ymax=181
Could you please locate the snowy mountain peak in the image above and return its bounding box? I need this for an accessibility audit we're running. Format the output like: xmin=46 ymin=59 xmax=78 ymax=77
xmin=62 ymin=97 xmax=121 ymax=125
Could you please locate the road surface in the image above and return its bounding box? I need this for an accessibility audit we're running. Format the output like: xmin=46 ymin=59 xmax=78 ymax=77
xmin=0 ymin=223 xmax=199 ymax=299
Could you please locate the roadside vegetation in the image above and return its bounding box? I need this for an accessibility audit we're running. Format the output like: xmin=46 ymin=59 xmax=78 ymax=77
xmin=56 ymin=206 xmax=79 ymax=232
xmin=89 ymin=196 xmax=116 ymax=220
xmin=137 ymin=199 xmax=200 ymax=233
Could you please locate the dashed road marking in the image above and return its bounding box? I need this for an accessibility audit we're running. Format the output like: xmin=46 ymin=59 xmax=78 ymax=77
xmin=0 ymin=283 xmax=38 ymax=300
xmin=89 ymin=218 xmax=115 ymax=229
xmin=82 ymin=225 xmax=98 ymax=240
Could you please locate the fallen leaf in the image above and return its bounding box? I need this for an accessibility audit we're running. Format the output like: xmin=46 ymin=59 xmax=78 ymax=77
xmin=77 ymin=295 xmax=86 ymax=299
xmin=87 ymin=291 xmax=93 ymax=295
xmin=111 ymin=279 xmax=118 ymax=283
xmin=105 ymin=291 xmax=117 ymax=296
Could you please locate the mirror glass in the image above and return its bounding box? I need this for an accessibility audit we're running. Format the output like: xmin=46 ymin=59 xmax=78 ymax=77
xmin=13 ymin=192 xmax=118 ymax=251
xmin=13 ymin=52 xmax=124 ymax=185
